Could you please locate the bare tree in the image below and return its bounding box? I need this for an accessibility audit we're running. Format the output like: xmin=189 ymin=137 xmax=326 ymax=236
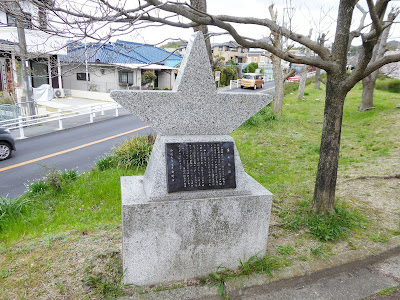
xmin=360 ymin=9 xmax=397 ymax=111
xmin=314 ymin=33 xmax=326 ymax=90
xmin=32 ymin=0 xmax=400 ymax=215
xmin=268 ymin=5 xmax=295 ymax=114
xmin=297 ymin=28 xmax=313 ymax=99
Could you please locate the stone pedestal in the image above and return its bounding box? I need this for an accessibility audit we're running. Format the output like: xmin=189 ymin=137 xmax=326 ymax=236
xmin=121 ymin=175 xmax=272 ymax=286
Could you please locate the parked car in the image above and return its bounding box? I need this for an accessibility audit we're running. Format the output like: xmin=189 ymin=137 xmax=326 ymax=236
xmin=241 ymin=73 xmax=264 ymax=89
xmin=0 ymin=126 xmax=16 ymax=160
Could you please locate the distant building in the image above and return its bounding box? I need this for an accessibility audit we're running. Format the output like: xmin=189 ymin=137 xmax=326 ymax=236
xmin=0 ymin=0 xmax=66 ymax=100
xmin=246 ymin=49 xmax=271 ymax=66
xmin=211 ymin=41 xmax=248 ymax=64
xmin=61 ymin=41 xmax=183 ymax=92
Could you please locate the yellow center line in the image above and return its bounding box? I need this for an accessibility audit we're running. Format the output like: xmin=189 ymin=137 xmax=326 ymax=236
xmin=256 ymin=86 xmax=275 ymax=93
xmin=0 ymin=126 xmax=149 ymax=173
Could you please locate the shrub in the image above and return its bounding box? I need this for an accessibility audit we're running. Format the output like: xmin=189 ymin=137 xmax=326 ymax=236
xmin=141 ymin=71 xmax=157 ymax=86
xmin=219 ymin=65 xmax=238 ymax=86
xmin=111 ymin=134 xmax=155 ymax=169
xmin=243 ymin=62 xmax=258 ymax=73
xmin=375 ymin=78 xmax=400 ymax=93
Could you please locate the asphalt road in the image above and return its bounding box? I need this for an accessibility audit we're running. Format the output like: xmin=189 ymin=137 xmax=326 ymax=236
xmin=228 ymin=80 xmax=275 ymax=94
xmin=0 ymin=114 xmax=153 ymax=199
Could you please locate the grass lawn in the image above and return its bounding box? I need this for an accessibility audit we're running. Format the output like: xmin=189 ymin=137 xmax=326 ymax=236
xmin=0 ymin=82 xmax=399 ymax=298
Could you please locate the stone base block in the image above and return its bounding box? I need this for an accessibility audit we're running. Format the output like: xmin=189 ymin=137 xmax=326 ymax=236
xmin=121 ymin=175 xmax=273 ymax=286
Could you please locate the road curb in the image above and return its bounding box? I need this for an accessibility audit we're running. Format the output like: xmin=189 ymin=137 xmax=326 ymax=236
xmin=127 ymin=235 xmax=400 ymax=299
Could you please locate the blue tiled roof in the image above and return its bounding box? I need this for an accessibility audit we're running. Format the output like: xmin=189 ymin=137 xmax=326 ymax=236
xmin=61 ymin=41 xmax=182 ymax=67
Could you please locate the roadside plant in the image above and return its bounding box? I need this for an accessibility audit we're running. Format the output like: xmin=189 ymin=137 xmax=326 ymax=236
xmin=96 ymin=155 xmax=116 ymax=171
xmin=0 ymin=196 xmax=33 ymax=232
xmin=28 ymin=180 xmax=48 ymax=194
xmin=111 ymin=134 xmax=155 ymax=169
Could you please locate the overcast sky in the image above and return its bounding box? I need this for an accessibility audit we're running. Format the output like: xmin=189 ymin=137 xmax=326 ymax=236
xmin=56 ymin=0 xmax=400 ymax=47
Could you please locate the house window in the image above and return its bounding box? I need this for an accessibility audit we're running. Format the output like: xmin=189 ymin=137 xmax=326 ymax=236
xmin=248 ymin=57 xmax=252 ymax=63
xmin=119 ymin=71 xmax=133 ymax=85
xmin=7 ymin=13 xmax=32 ymax=29
xmin=77 ymin=73 xmax=90 ymax=81
xmin=260 ymin=56 xmax=266 ymax=63
xmin=254 ymin=57 xmax=258 ymax=63
xmin=23 ymin=13 xmax=32 ymax=29
xmin=241 ymin=48 xmax=245 ymax=53
xmin=219 ymin=46 xmax=223 ymax=51
xmin=6 ymin=15 xmax=16 ymax=27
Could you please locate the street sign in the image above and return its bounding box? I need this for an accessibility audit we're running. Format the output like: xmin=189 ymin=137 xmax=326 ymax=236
xmin=215 ymin=71 xmax=220 ymax=82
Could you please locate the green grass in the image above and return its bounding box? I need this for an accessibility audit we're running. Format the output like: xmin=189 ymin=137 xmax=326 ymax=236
xmin=379 ymin=287 xmax=398 ymax=296
xmin=234 ymin=82 xmax=399 ymax=203
xmin=0 ymin=167 xmax=138 ymax=242
xmin=375 ymin=77 xmax=400 ymax=93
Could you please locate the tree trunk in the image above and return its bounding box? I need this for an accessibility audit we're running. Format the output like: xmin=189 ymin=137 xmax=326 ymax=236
xmin=297 ymin=29 xmax=312 ymax=99
xmin=314 ymin=68 xmax=321 ymax=89
xmin=297 ymin=67 xmax=308 ymax=99
xmin=312 ymin=73 xmax=346 ymax=215
xmin=360 ymin=74 xmax=376 ymax=110
xmin=190 ymin=0 xmax=213 ymax=67
xmin=271 ymin=54 xmax=284 ymax=114
xmin=359 ymin=11 xmax=394 ymax=110
xmin=314 ymin=34 xmax=325 ymax=90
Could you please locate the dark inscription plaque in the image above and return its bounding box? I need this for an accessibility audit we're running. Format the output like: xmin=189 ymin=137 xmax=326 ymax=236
xmin=166 ymin=142 xmax=236 ymax=193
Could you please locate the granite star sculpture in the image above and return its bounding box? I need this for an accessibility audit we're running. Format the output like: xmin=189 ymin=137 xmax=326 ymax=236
xmin=111 ymin=32 xmax=272 ymax=136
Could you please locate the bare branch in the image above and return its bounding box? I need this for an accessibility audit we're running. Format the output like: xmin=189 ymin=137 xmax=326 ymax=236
xmin=318 ymin=77 xmax=327 ymax=85
xmin=283 ymin=69 xmax=296 ymax=81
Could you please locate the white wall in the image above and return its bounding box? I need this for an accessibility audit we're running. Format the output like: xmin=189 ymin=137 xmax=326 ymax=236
xmin=0 ymin=11 xmax=7 ymax=24
xmin=63 ymin=65 xmax=116 ymax=93
xmin=62 ymin=64 xmax=142 ymax=93
xmin=157 ymin=70 xmax=177 ymax=89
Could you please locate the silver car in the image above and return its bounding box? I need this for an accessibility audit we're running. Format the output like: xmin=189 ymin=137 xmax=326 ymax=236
xmin=0 ymin=126 xmax=16 ymax=160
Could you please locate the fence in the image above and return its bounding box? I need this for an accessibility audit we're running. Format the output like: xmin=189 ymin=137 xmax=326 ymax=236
xmin=0 ymin=102 xmax=121 ymax=139
xmin=0 ymin=104 xmax=21 ymax=122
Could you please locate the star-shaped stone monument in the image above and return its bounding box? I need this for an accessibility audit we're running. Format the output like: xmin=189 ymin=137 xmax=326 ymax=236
xmin=114 ymin=32 xmax=274 ymax=286
xmin=111 ymin=32 xmax=272 ymax=135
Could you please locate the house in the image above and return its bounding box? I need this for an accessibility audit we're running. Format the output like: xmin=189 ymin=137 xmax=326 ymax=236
xmin=246 ymin=49 xmax=271 ymax=66
xmin=0 ymin=0 xmax=66 ymax=101
xmin=211 ymin=41 xmax=248 ymax=64
xmin=61 ymin=41 xmax=182 ymax=93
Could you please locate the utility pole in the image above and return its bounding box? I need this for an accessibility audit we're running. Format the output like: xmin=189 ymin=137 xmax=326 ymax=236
xmin=14 ymin=0 xmax=35 ymax=116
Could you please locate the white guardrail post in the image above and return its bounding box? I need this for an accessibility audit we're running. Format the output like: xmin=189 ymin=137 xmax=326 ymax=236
xmin=58 ymin=109 xmax=63 ymax=130
xmin=101 ymin=105 xmax=104 ymax=116
xmin=90 ymin=106 xmax=94 ymax=123
xmin=18 ymin=116 xmax=25 ymax=139
xmin=115 ymin=104 xmax=119 ymax=117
